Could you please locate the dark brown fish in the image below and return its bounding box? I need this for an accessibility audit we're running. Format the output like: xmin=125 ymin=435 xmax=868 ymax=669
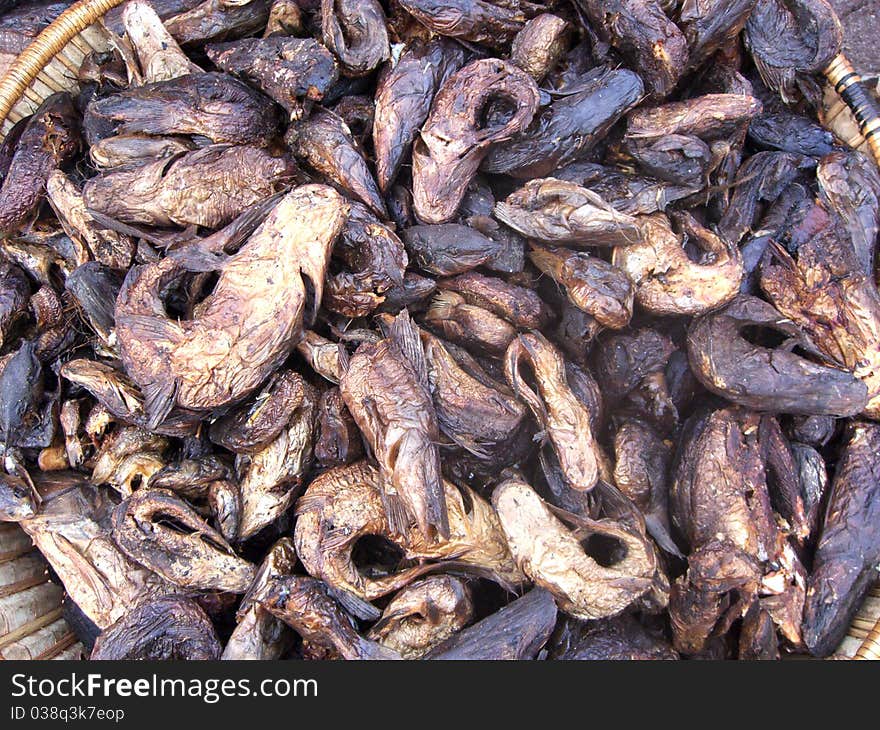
xmin=529 ymin=244 xmax=634 ymax=330
xmin=402 ymin=224 xmax=502 ymax=277
xmin=373 ymin=38 xmax=467 ymax=192
xmin=573 ymin=0 xmax=689 ymax=99
xmin=413 ymin=59 xmax=540 ymax=224
xmin=84 ymin=72 xmax=279 ymax=145
xmin=424 ymin=588 xmax=557 ymax=660
xmin=287 ymin=107 xmax=387 ymax=217
xmin=322 ymin=0 xmax=389 ymax=77
xmin=207 ymin=36 xmax=339 ymax=115
xmin=91 ymin=596 xmax=221 ymax=660
xmin=395 ymin=0 xmax=528 ymax=49
xmin=510 ymin=14 xmax=570 ymax=83
xmin=803 ymin=422 xmax=880 ymax=656
xmin=209 ymin=370 xmax=307 ymax=455
xmin=340 ymin=311 xmax=448 ymax=540
xmin=112 ymin=488 xmax=256 ymax=593
xmin=744 ymin=0 xmax=841 ymax=102
xmin=0 ymin=93 xmax=80 ymax=234
xmin=315 ymin=387 xmax=364 ymax=469
xmin=483 ymin=69 xmax=644 ymax=179
xmin=687 ymin=295 xmax=868 ymax=416
xmin=760 ymin=201 xmax=880 ymax=418
xmin=549 ymin=614 xmax=678 ymax=660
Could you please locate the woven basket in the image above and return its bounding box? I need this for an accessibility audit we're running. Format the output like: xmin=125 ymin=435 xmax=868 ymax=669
xmin=0 ymin=0 xmax=877 ymax=660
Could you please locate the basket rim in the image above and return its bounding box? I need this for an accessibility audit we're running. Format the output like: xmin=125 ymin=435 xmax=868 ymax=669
xmin=0 ymin=0 xmax=126 ymax=129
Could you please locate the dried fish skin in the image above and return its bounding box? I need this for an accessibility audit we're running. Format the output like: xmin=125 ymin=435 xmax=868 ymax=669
xmin=91 ymin=596 xmax=221 ymax=660
xmin=528 ymin=244 xmax=634 ymax=330
xmin=613 ymin=212 xmax=743 ymax=316
xmin=112 ymin=488 xmax=256 ymax=593
xmin=294 ymin=461 xmax=522 ymax=600
xmin=816 ymin=150 xmax=880 ymax=279
xmin=549 ymin=614 xmax=678 ymax=660
xmin=19 ymin=478 xmax=177 ymax=629
xmin=0 ymin=93 xmax=80 ymax=234
xmin=506 ymin=332 xmax=602 ymax=492
xmin=222 ymin=538 xmax=296 ymax=661
xmin=624 ymin=134 xmax=712 ymax=188
xmin=89 ymin=134 xmax=196 ymax=170
xmin=760 ymin=201 xmax=880 ymax=418
xmin=438 ymin=271 xmax=550 ymax=330
xmin=115 ymin=185 xmax=347 ymax=425
xmin=679 ymin=0 xmax=757 ymax=69
xmin=412 ymin=59 xmax=540 ymax=224
xmin=686 ymin=295 xmax=869 ymax=416
xmin=402 ymin=224 xmax=502 ymax=277
xmin=258 ymin=575 xmax=398 ymax=660
xmin=483 ymin=69 xmax=644 ymax=179
xmin=573 ymin=0 xmax=689 ymax=99
xmin=421 ymin=329 xmax=526 ymax=463
xmin=340 ymin=312 xmax=448 ymax=540
xmin=423 ymin=291 xmax=516 ymax=356
xmin=493 ymin=479 xmax=655 ymax=620
xmin=236 ymin=375 xmax=318 ymax=541
xmin=296 ymin=330 xmax=344 ymax=384
xmin=803 ymin=422 xmax=880 ymax=656
xmin=396 ymin=0 xmax=527 ymax=49
xmin=612 ymin=418 xmax=680 ymax=556
xmin=0 ymin=472 xmax=37 ymax=522
xmin=287 ymin=107 xmax=386 ymax=218
xmin=744 ymin=0 xmax=842 ymax=102
xmin=209 ymin=370 xmax=308 ymax=455
xmin=207 ymin=36 xmax=339 ymax=115
xmin=83 ymin=144 xmax=296 ymax=230
xmin=626 ymin=94 xmax=763 ymax=142
xmin=424 ymin=587 xmax=557 ymax=660
xmin=747 ymin=111 xmax=834 ymax=158
xmin=46 ymin=171 xmax=134 ymax=270
xmin=0 ymin=262 xmax=30 ymax=351
xmin=315 ymin=387 xmax=364 ymax=469
xmin=373 ymin=38 xmax=466 ymax=192
xmin=322 ymin=0 xmax=389 ymax=78
xmin=495 ymin=178 xmax=641 ymax=246
xmin=84 ymin=72 xmax=280 ymax=146
xmin=367 ymin=575 xmax=473 ymax=659
xmin=671 ymin=408 xmax=778 ymax=559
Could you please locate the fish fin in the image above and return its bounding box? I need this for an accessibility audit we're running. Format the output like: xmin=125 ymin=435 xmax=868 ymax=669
xmin=388 ymin=310 xmax=429 ymax=386
xmin=328 ymin=587 xmax=381 ymax=622
xmin=115 ymin=314 xmax=184 ymax=429
xmin=167 ymin=245 xmax=230 ymax=272
xmin=116 ymin=314 xmax=185 ymax=363
xmin=336 ymin=342 xmax=350 ymax=376
xmin=142 ymin=377 xmax=178 ymax=431
xmin=359 ymin=639 xmax=403 ymax=660
xmin=380 ymin=485 xmax=411 ymax=538
xmin=644 ymin=513 xmax=684 ymax=559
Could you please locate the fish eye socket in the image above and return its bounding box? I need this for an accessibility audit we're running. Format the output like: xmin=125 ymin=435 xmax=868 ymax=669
xmin=477 ymin=95 xmax=518 ymax=131
xmin=350 ymin=534 xmax=405 ymax=578
xmin=738 ymin=325 xmax=790 ymax=350
xmin=580 ymin=533 xmax=628 ymax=568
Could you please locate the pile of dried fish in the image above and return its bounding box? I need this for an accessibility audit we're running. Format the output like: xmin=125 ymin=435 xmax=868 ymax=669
xmin=0 ymin=0 xmax=878 ymax=661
